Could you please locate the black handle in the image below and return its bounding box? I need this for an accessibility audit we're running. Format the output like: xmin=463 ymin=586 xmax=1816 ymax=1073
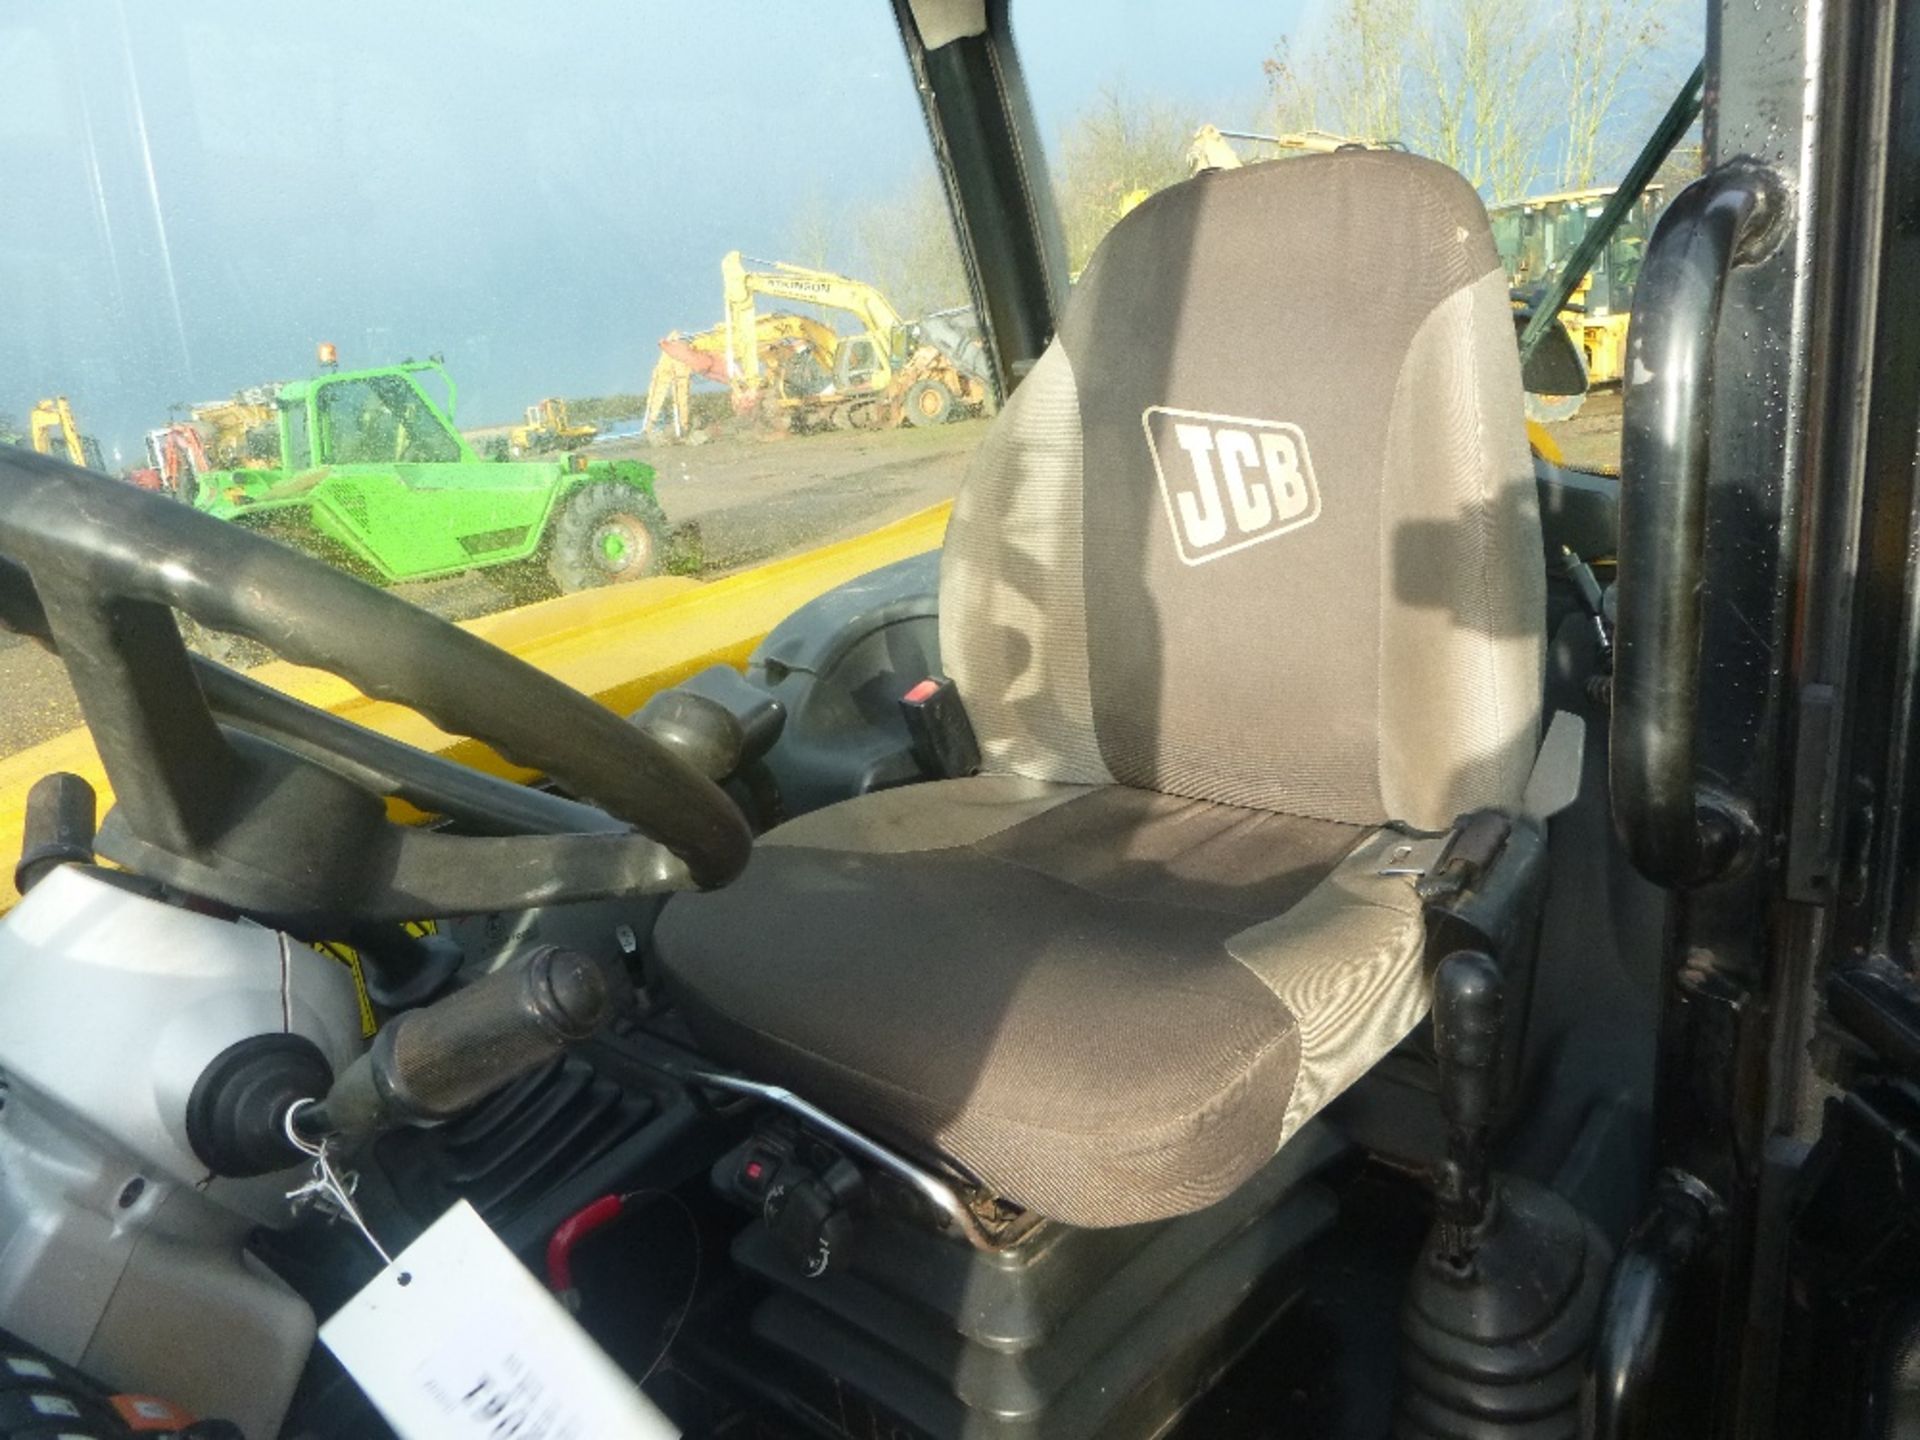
xmin=1430 ymin=950 xmax=1504 ymax=1235
xmin=1612 ymin=161 xmax=1784 ymax=888
xmin=308 ymin=945 xmax=611 ymax=1140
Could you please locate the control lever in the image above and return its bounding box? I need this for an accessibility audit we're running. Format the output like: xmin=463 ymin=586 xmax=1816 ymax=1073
xmin=1558 ymin=545 xmax=1613 ymax=668
xmin=1395 ymin=948 xmax=1612 ymax=1438
xmin=14 ymin=771 xmax=96 ymax=894
xmin=765 ymin=1155 xmax=864 ymax=1279
xmin=1430 ymin=949 xmax=1504 ymax=1252
xmin=302 ymin=944 xmax=611 ymax=1144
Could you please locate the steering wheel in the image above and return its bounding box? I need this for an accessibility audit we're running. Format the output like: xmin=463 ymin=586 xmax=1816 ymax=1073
xmin=0 ymin=448 xmax=752 ymax=930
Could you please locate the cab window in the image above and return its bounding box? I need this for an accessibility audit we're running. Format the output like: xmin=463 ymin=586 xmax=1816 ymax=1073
xmin=0 ymin=4 xmax=975 ymax=757
xmin=318 ymin=376 xmax=461 ymax=465
xmin=1013 ymin=0 xmax=1705 ymax=474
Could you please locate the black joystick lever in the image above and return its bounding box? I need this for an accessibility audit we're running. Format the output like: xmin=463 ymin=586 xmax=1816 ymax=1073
xmin=1395 ymin=950 xmax=1613 ymax=1439
xmin=15 ymin=772 xmax=96 ymax=895
xmin=1431 ymin=949 xmax=1504 ymax=1255
xmin=303 ymin=944 xmax=611 ymax=1144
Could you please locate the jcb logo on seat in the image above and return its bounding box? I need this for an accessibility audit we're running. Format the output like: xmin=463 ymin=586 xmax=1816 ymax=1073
xmin=1142 ymin=406 xmax=1320 ymax=565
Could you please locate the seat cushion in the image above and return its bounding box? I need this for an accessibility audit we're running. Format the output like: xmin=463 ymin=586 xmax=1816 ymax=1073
xmin=653 ymin=776 xmax=1431 ymax=1227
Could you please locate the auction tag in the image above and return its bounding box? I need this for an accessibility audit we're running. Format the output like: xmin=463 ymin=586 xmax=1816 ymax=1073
xmin=320 ymin=1200 xmax=676 ymax=1440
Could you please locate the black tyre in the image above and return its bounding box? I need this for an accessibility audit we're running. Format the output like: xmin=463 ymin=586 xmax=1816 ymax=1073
xmin=905 ymin=378 xmax=956 ymax=428
xmin=544 ymin=481 xmax=669 ymax=593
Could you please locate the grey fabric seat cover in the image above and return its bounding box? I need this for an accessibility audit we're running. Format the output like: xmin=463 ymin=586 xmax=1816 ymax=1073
xmin=655 ymin=152 xmax=1543 ymax=1228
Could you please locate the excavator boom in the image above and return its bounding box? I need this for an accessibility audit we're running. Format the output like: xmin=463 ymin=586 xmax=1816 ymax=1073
xmin=28 ymin=397 xmax=95 ymax=469
xmin=643 ymin=311 xmax=841 ymax=437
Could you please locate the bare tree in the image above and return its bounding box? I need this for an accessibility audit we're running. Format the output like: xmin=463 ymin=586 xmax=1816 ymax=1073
xmin=1261 ymin=39 xmax=1323 ymax=134
xmin=785 ymin=191 xmax=847 ymax=273
xmin=1052 ymin=86 xmax=1197 ymax=271
xmin=851 ymin=172 xmax=970 ymax=319
xmin=1559 ymin=0 xmax=1671 ymax=188
xmin=1410 ymin=0 xmax=1553 ymax=200
xmin=1264 ymin=0 xmax=1684 ymax=201
xmin=1326 ymin=0 xmax=1418 ymax=142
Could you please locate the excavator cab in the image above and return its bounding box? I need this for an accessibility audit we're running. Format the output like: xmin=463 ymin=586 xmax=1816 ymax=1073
xmin=829 ymin=332 xmax=888 ymax=392
xmin=1 ymin=4 xmax=1917 ymax=1439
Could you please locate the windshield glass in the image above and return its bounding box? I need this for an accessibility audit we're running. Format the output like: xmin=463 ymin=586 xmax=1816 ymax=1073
xmin=0 ymin=3 xmax=980 ymax=760
xmin=2 ymin=2 xmax=1701 ymax=767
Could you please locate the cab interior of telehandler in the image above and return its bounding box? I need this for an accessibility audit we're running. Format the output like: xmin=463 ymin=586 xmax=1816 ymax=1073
xmin=2 ymin=1 xmax=1916 ymax=1438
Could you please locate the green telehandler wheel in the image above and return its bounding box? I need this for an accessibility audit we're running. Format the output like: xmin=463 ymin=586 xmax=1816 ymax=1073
xmin=545 ymin=481 xmax=670 ymax=593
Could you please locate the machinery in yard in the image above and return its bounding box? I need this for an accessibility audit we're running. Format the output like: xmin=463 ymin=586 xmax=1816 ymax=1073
xmin=716 ymin=251 xmax=993 ymax=432
xmin=1492 ymin=184 xmax=1666 ymax=421
xmin=1185 ymin=122 xmax=1395 ymax=174
xmin=193 ymin=358 xmax=672 ymax=591
xmin=25 ymin=396 xmax=103 ymax=470
xmin=132 ymin=423 xmax=211 ymax=496
xmin=188 ymin=387 xmax=282 ymax=469
xmin=641 ymin=311 xmax=841 ymax=438
xmin=508 ymin=395 xmax=598 ymax=455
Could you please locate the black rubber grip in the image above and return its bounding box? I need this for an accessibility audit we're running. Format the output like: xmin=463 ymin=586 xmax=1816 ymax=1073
xmin=314 ymin=946 xmax=610 ymax=1139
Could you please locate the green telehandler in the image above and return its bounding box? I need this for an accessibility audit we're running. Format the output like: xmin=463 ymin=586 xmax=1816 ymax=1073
xmin=189 ymin=360 xmax=670 ymax=593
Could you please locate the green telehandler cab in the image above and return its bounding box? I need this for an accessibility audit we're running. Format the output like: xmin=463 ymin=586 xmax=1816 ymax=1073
xmin=190 ymin=360 xmax=669 ymax=592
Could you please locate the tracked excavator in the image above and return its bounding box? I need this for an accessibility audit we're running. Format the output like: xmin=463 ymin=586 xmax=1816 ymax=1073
xmin=721 ymin=252 xmax=991 ymax=431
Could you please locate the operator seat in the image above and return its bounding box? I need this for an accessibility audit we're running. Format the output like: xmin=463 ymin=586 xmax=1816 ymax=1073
xmin=654 ymin=152 xmax=1544 ymax=1228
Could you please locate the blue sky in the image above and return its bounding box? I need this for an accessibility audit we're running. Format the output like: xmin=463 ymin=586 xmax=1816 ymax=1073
xmin=0 ymin=2 xmax=1690 ymax=455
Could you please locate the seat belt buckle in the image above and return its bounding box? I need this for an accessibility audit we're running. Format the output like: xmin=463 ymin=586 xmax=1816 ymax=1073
xmin=898 ymin=676 xmax=981 ymax=779
xmin=1415 ymin=811 xmax=1513 ymax=904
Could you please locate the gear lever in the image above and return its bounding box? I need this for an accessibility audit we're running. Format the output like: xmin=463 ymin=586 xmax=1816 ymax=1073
xmin=1395 ymin=950 xmax=1612 ymax=1439
xmin=1430 ymin=949 xmax=1503 ymax=1256
xmin=302 ymin=944 xmax=611 ymax=1144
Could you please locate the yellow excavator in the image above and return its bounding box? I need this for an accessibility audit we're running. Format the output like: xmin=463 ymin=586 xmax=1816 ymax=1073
xmin=187 ymin=388 xmax=281 ymax=469
xmin=27 ymin=398 xmax=104 ymax=470
xmin=508 ymin=397 xmax=598 ymax=456
xmin=715 ymin=252 xmax=992 ymax=432
xmin=1185 ymin=124 xmax=1395 ymax=176
xmin=643 ymin=312 xmax=841 ymax=439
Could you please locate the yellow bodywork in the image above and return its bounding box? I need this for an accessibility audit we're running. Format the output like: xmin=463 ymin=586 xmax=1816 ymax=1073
xmin=1185 ymin=124 xmax=1391 ymax=176
xmin=28 ymin=398 xmax=88 ymax=468
xmin=643 ymin=313 xmax=841 ymax=438
xmin=189 ymin=395 xmax=279 ymax=468
xmin=0 ymin=502 xmax=952 ymax=912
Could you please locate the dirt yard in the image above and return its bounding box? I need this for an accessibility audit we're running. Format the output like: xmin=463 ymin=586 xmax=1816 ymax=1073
xmin=1540 ymin=388 xmax=1624 ymax=473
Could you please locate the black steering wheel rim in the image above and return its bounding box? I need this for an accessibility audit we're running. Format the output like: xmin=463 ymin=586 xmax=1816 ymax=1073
xmin=0 ymin=449 xmax=751 ymax=924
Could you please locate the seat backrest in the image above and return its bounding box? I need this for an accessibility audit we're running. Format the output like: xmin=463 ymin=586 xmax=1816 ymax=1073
xmin=940 ymin=153 xmax=1543 ymax=832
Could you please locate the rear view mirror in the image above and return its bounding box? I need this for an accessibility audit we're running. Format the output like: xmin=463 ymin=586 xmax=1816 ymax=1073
xmin=1513 ymin=310 xmax=1590 ymax=398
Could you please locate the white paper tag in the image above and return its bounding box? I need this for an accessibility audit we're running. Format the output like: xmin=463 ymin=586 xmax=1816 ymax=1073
xmin=320 ymin=1200 xmax=677 ymax=1440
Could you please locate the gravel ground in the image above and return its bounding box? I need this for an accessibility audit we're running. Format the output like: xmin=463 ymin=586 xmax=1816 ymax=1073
xmin=1541 ymin=388 xmax=1624 ymax=473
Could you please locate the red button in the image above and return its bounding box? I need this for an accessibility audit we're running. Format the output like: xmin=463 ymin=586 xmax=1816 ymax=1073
xmin=903 ymin=679 xmax=940 ymax=704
